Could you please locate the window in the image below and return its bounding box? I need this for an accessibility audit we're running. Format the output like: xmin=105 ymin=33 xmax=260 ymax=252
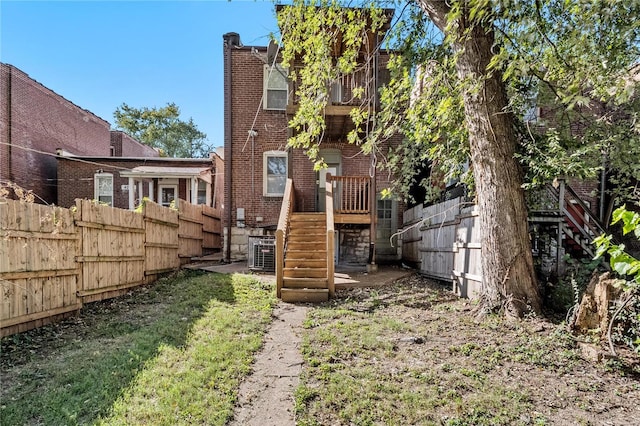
xmin=159 ymin=185 xmax=177 ymax=207
xmin=263 ymin=151 xmax=287 ymax=196
xmin=263 ymin=64 xmax=288 ymax=110
xmin=197 ymin=180 xmax=207 ymax=205
xmin=94 ymin=173 xmax=113 ymax=206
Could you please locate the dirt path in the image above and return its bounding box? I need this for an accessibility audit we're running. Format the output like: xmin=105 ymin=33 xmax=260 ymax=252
xmin=228 ymin=302 xmax=309 ymax=426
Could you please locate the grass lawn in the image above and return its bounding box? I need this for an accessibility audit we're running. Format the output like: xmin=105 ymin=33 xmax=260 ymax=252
xmin=1 ymin=270 xmax=276 ymax=426
xmin=294 ymin=277 xmax=640 ymax=426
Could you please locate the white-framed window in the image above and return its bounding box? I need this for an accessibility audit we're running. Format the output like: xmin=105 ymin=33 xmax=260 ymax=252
xmin=263 ymin=64 xmax=288 ymax=110
xmin=263 ymin=151 xmax=288 ymax=196
xmin=94 ymin=173 xmax=113 ymax=206
xmin=197 ymin=179 xmax=208 ymax=205
xmin=159 ymin=184 xmax=178 ymax=208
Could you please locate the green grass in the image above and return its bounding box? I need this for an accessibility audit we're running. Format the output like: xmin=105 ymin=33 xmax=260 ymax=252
xmin=0 ymin=270 xmax=276 ymax=426
xmin=294 ymin=285 xmax=541 ymax=426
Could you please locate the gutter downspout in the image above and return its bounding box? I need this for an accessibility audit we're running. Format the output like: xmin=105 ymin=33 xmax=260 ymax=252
xmin=223 ymin=33 xmax=238 ymax=262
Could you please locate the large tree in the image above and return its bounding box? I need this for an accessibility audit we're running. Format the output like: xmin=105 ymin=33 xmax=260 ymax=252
xmin=278 ymin=0 xmax=640 ymax=317
xmin=113 ymin=103 xmax=210 ymax=158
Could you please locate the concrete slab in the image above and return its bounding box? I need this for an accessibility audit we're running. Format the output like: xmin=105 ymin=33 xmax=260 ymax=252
xmin=186 ymin=260 xmax=415 ymax=290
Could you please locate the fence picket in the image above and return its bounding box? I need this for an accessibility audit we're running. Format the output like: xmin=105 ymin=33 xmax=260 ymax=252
xmin=1 ymin=197 xmax=221 ymax=337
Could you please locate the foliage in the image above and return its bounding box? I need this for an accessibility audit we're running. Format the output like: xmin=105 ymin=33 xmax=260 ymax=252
xmin=594 ymin=204 xmax=640 ymax=352
xmin=278 ymin=0 xmax=389 ymax=169
xmin=0 ymin=181 xmax=36 ymax=203
xmin=594 ymin=205 xmax=640 ymax=290
xmin=277 ymin=1 xmax=640 ymax=200
xmin=547 ymin=255 xmax=602 ymax=313
xmin=113 ymin=102 xmax=211 ymax=158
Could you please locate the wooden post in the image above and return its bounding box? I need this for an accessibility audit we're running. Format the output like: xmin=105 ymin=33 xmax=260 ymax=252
xmin=276 ymin=229 xmax=284 ymax=298
xmin=325 ymin=176 xmax=335 ymax=297
xmin=556 ymin=179 xmax=565 ymax=277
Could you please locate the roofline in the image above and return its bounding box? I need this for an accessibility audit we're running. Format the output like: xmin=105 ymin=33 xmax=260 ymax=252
xmin=1 ymin=62 xmax=111 ymax=127
xmin=57 ymin=156 xmax=213 ymax=162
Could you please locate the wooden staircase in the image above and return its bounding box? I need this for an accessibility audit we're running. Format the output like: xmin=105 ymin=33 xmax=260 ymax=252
xmin=280 ymin=212 xmax=330 ymax=303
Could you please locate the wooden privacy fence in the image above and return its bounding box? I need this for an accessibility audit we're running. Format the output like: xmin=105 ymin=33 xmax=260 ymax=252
xmin=203 ymin=205 xmax=222 ymax=254
xmin=402 ymin=197 xmax=483 ymax=299
xmin=0 ymin=201 xmax=80 ymax=335
xmin=1 ymin=197 xmax=222 ymax=337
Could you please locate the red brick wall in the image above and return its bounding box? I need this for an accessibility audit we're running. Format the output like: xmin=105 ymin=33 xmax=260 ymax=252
xmin=226 ymin=47 xmax=298 ymax=228
xmin=110 ymin=131 xmax=159 ymax=158
xmin=1 ymin=64 xmax=111 ymax=204
xmin=225 ymin=47 xmax=402 ymax=230
xmin=0 ymin=65 xmax=9 ymax=186
xmin=57 ymin=157 xmax=213 ymax=209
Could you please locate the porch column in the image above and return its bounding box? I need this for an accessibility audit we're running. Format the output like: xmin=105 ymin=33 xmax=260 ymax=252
xmin=149 ymin=180 xmax=154 ymax=202
xmin=137 ymin=181 xmax=143 ymax=206
xmin=128 ymin=177 xmax=135 ymax=210
xmin=191 ymin=178 xmax=198 ymax=204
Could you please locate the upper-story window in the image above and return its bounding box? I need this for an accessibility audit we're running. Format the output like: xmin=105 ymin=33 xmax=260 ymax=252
xmin=263 ymin=64 xmax=288 ymax=110
xmin=263 ymin=151 xmax=288 ymax=196
xmin=94 ymin=173 xmax=113 ymax=206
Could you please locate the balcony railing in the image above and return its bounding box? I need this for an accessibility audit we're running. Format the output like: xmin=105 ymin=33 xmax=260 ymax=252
xmin=288 ymin=66 xmax=376 ymax=113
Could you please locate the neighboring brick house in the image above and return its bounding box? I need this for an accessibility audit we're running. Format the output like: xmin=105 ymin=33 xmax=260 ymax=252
xmin=222 ymin=8 xmax=403 ymax=265
xmin=110 ymin=130 xmax=159 ymax=157
xmin=57 ymin=154 xmax=221 ymax=211
xmin=1 ymin=63 xmax=112 ymax=204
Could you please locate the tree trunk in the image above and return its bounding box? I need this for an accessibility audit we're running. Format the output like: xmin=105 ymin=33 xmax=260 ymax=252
xmin=419 ymin=1 xmax=541 ymax=316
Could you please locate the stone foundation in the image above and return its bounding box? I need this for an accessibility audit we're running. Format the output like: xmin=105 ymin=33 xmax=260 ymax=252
xmin=338 ymin=228 xmax=370 ymax=265
xmin=224 ymin=226 xmax=272 ymax=262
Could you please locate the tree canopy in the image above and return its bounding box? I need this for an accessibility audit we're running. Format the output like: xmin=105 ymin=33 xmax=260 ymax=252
xmin=113 ymin=103 xmax=211 ymax=158
xmin=277 ymin=0 xmax=640 ymax=316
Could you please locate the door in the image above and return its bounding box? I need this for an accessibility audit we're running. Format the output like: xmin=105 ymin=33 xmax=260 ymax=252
xmin=376 ymin=197 xmax=398 ymax=256
xmin=317 ymin=149 xmax=341 ymax=212
xmin=159 ymin=185 xmax=177 ymax=207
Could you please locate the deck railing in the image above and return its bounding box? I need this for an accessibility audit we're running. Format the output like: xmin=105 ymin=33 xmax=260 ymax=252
xmin=289 ymin=66 xmax=374 ymax=108
xmin=327 ymin=175 xmax=371 ymax=214
xmin=276 ymin=179 xmax=295 ymax=298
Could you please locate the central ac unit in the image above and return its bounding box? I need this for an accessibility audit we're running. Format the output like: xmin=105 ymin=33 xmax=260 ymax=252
xmin=248 ymin=236 xmax=276 ymax=272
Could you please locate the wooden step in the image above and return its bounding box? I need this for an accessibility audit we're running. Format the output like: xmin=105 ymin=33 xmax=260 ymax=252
xmin=288 ymin=241 xmax=325 ymax=250
xmin=291 ymin=213 xmax=326 ymax=223
xmin=285 ymin=258 xmax=327 ymax=268
xmin=282 ymin=277 xmax=328 ymax=289
xmin=289 ymin=227 xmax=325 ymax=235
xmin=284 ymin=267 xmax=327 ymax=279
xmin=288 ymin=233 xmax=326 ymax=243
xmin=281 ymin=288 xmax=329 ymax=303
xmin=285 ymin=250 xmax=327 ymax=260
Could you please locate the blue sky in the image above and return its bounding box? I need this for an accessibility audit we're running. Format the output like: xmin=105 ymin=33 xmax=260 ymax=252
xmin=1 ymin=0 xmax=282 ymax=149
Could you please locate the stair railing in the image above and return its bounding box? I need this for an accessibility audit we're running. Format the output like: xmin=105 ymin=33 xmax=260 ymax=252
xmin=538 ymin=179 xmax=607 ymax=258
xmin=276 ymin=179 xmax=295 ymax=298
xmin=325 ymin=175 xmax=335 ymax=297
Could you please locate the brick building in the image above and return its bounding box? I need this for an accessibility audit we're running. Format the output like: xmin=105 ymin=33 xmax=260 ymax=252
xmin=110 ymin=130 xmax=159 ymax=158
xmin=0 ymin=63 xmax=163 ymax=206
xmin=1 ymin=63 xmax=113 ymax=204
xmin=57 ymin=155 xmax=221 ymax=211
xmin=222 ymin=8 xmax=403 ymax=265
